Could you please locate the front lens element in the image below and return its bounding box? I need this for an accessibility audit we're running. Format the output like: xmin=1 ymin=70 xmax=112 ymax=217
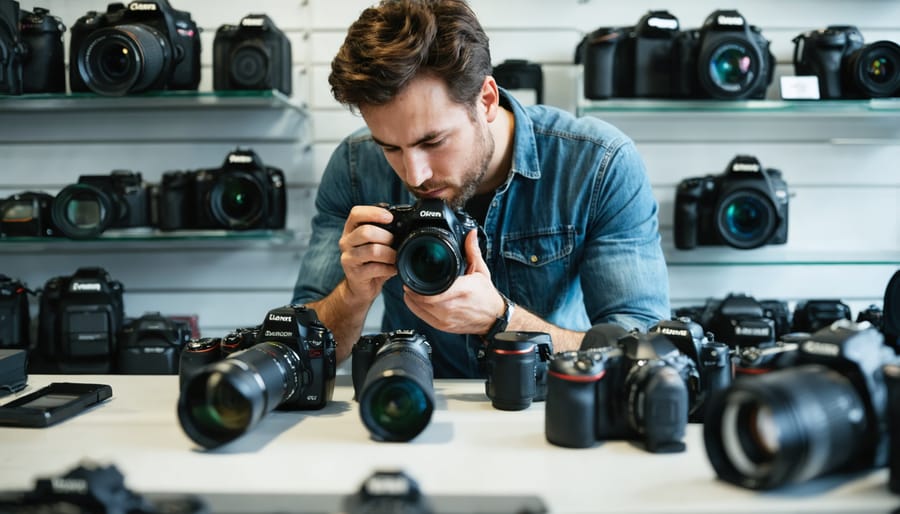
xmin=79 ymin=24 xmax=169 ymax=96
xmin=709 ymin=44 xmax=754 ymax=92
xmin=851 ymin=41 xmax=900 ymax=98
xmin=716 ymin=190 xmax=777 ymax=249
xmin=209 ymin=172 xmax=265 ymax=229
xmin=51 ymin=184 xmax=114 ymax=239
xmin=230 ymin=43 xmax=270 ymax=89
xmin=396 ymin=228 xmax=462 ymax=296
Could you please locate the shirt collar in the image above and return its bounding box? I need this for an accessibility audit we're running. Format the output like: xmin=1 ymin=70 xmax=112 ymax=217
xmin=500 ymin=88 xmax=541 ymax=181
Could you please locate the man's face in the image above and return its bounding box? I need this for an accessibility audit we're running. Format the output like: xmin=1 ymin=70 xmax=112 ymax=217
xmin=359 ymin=75 xmax=494 ymax=209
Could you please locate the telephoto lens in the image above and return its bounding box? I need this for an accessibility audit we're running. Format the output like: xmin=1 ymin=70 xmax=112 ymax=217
xmin=177 ymin=341 xmax=302 ymax=449
xmin=484 ymin=331 xmax=553 ymax=411
xmin=351 ymin=330 xmax=434 ymax=442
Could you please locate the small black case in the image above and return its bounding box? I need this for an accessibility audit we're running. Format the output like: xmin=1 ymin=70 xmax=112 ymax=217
xmin=0 ymin=349 xmax=28 ymax=397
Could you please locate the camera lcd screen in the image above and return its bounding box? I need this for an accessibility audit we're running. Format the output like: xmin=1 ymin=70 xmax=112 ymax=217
xmin=19 ymin=393 xmax=81 ymax=409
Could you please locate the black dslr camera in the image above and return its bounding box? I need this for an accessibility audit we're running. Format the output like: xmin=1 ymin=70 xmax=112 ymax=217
xmin=51 ymin=170 xmax=152 ymax=239
xmin=117 ymin=312 xmax=191 ymax=374
xmin=372 ymin=198 xmax=485 ymax=296
xmin=793 ymin=25 xmax=900 ymax=99
xmin=0 ymin=0 xmax=23 ymax=95
xmin=0 ymin=275 xmax=30 ymax=350
xmin=177 ymin=305 xmax=337 ymax=449
xmin=19 ymin=6 xmax=66 ymax=93
xmin=34 ymin=267 xmax=125 ymax=374
xmin=581 ymin=10 xmax=681 ymax=99
xmin=157 ymin=148 xmax=286 ymax=231
xmin=69 ymin=0 xmax=200 ymax=96
xmin=0 ymin=191 xmax=59 ymax=237
xmin=674 ymin=9 xmax=775 ymax=100
xmin=481 ymin=331 xmax=553 ymax=411
xmin=674 ymin=155 xmax=788 ymax=250
xmin=704 ymin=320 xmax=894 ymax=490
xmin=792 ymin=299 xmax=852 ymax=333
xmin=492 ymin=59 xmax=544 ymax=104
xmin=351 ymin=330 xmax=434 ymax=442
xmin=213 ymin=14 xmax=292 ymax=95
xmin=649 ymin=318 xmax=732 ymax=422
xmin=544 ymin=331 xmax=693 ymax=453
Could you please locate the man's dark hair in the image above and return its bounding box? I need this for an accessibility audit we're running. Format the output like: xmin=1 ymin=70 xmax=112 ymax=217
xmin=329 ymin=0 xmax=492 ymax=110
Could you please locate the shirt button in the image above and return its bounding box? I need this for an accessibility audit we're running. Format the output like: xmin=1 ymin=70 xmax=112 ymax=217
xmin=530 ymin=255 xmax=539 ymax=263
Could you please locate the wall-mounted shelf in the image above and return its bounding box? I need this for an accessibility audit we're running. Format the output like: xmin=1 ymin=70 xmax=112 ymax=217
xmin=0 ymin=90 xmax=304 ymax=113
xmin=0 ymin=229 xmax=297 ymax=252
xmin=578 ymin=98 xmax=900 ymax=115
xmin=665 ymin=248 xmax=900 ymax=267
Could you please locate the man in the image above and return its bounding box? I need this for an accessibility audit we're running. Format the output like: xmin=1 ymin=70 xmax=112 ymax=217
xmin=293 ymin=0 xmax=670 ymax=378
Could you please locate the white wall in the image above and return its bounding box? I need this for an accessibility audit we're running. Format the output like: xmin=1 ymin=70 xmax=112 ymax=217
xmin=1 ymin=0 xmax=898 ymax=339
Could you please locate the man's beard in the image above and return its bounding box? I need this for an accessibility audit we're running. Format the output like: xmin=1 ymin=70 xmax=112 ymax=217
xmin=409 ymin=122 xmax=495 ymax=210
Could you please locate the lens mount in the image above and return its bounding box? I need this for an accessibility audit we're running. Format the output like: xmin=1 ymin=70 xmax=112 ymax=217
xmin=849 ymin=40 xmax=900 ymax=98
xmin=229 ymin=41 xmax=271 ymax=89
xmin=208 ymin=170 xmax=266 ymax=229
xmin=51 ymin=183 xmax=115 ymax=239
xmin=703 ymin=365 xmax=868 ymax=489
xmin=699 ymin=38 xmax=763 ymax=99
xmin=396 ymin=227 xmax=463 ymax=296
xmin=714 ymin=188 xmax=778 ymax=249
xmin=78 ymin=24 xmax=170 ymax=96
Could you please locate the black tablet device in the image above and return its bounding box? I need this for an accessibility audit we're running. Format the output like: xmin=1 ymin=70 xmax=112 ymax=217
xmin=0 ymin=382 xmax=112 ymax=428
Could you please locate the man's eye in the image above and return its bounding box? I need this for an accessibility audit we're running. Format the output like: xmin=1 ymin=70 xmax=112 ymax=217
xmin=424 ymin=139 xmax=444 ymax=148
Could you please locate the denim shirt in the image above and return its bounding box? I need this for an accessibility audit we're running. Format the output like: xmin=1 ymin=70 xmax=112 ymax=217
xmin=293 ymin=90 xmax=670 ymax=378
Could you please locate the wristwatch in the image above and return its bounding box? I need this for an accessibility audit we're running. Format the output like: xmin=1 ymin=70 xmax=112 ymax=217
xmin=484 ymin=293 xmax=515 ymax=342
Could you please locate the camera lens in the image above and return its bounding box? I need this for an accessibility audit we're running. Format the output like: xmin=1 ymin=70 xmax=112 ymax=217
xmin=51 ymin=184 xmax=115 ymax=239
xmin=208 ymin=172 xmax=265 ymax=229
xmin=715 ymin=190 xmax=777 ymax=249
xmin=700 ymin=40 xmax=763 ymax=99
xmin=486 ymin=332 xmax=548 ymax=411
xmin=703 ymin=365 xmax=868 ymax=489
xmin=230 ymin=43 xmax=270 ymax=89
xmin=624 ymin=362 xmax=688 ymax=453
xmin=396 ymin=227 xmax=463 ymax=296
xmin=177 ymin=341 xmax=302 ymax=448
xmin=849 ymin=41 xmax=900 ymax=98
xmin=358 ymin=336 xmax=434 ymax=442
xmin=78 ymin=24 xmax=170 ymax=96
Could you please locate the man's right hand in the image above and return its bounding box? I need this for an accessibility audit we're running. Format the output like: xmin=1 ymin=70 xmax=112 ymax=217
xmin=338 ymin=205 xmax=399 ymax=303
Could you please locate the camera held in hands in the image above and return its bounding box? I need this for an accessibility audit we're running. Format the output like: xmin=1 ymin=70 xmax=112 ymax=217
xmin=703 ymin=320 xmax=894 ymax=490
xmin=213 ymin=14 xmax=292 ymax=95
xmin=482 ymin=331 xmax=553 ymax=411
xmin=69 ymin=0 xmax=201 ymax=96
xmin=372 ymin=198 xmax=485 ymax=296
xmin=177 ymin=305 xmax=336 ymax=449
xmin=157 ymin=148 xmax=286 ymax=231
xmin=544 ymin=331 xmax=692 ymax=453
xmin=793 ymin=25 xmax=900 ymax=99
xmin=675 ymin=155 xmax=788 ymax=250
xmin=351 ymin=330 xmax=434 ymax=442
xmin=52 ymin=171 xmax=152 ymax=239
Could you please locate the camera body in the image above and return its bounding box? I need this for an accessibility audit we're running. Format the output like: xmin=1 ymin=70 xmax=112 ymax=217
xmin=674 ymin=10 xmax=774 ymax=100
xmin=704 ymin=321 xmax=893 ymax=489
xmin=157 ymin=148 xmax=286 ymax=231
xmin=481 ymin=331 xmax=553 ymax=411
xmin=793 ymin=25 xmax=900 ymax=99
xmin=52 ymin=171 xmax=152 ymax=239
xmin=0 ymin=191 xmax=58 ymax=237
xmin=374 ymin=198 xmax=485 ymax=296
xmin=0 ymin=275 xmax=30 ymax=350
xmin=19 ymin=7 xmax=66 ymax=93
xmin=649 ymin=318 xmax=732 ymax=422
xmin=792 ymin=299 xmax=852 ymax=333
xmin=582 ymin=10 xmax=681 ymax=99
xmin=492 ymin=59 xmax=544 ymax=104
xmin=34 ymin=267 xmax=125 ymax=373
xmin=117 ymin=312 xmax=191 ymax=374
xmin=0 ymin=0 xmax=23 ymax=95
xmin=351 ymin=330 xmax=435 ymax=442
xmin=69 ymin=0 xmax=200 ymax=96
xmin=675 ymin=155 xmax=788 ymax=250
xmin=213 ymin=14 xmax=292 ymax=95
xmin=545 ymin=331 xmax=691 ymax=453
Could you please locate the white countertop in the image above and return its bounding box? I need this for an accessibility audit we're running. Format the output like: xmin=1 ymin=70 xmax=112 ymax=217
xmin=0 ymin=374 xmax=896 ymax=513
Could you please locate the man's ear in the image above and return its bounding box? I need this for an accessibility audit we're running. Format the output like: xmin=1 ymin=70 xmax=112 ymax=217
xmin=480 ymin=76 xmax=500 ymax=123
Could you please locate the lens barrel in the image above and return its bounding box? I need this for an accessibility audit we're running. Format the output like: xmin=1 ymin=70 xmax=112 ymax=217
xmin=485 ymin=332 xmax=550 ymax=411
xmin=78 ymin=24 xmax=170 ymax=96
xmin=703 ymin=364 xmax=868 ymax=489
xmin=715 ymin=189 xmax=777 ymax=249
xmin=51 ymin=183 xmax=115 ymax=239
xmin=396 ymin=226 xmax=463 ymax=296
xmin=358 ymin=338 xmax=434 ymax=442
xmin=177 ymin=341 xmax=302 ymax=448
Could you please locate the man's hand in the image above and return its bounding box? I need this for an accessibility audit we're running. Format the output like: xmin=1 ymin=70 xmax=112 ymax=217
xmin=338 ymin=205 xmax=398 ymax=304
xmin=402 ymin=229 xmax=505 ymax=336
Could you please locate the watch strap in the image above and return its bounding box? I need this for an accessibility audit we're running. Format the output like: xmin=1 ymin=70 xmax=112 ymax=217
xmin=484 ymin=293 xmax=515 ymax=342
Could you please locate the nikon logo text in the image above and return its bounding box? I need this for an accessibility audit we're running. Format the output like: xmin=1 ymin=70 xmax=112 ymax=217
xmin=51 ymin=478 xmax=87 ymax=494
xmin=228 ymin=154 xmax=254 ymax=164
xmin=241 ymin=17 xmax=265 ymax=27
xmin=71 ymin=282 xmax=101 ymax=292
xmin=647 ymin=17 xmax=678 ymax=30
xmin=264 ymin=330 xmax=293 ymax=338
xmin=268 ymin=314 xmax=292 ymax=322
xmin=735 ymin=326 xmax=770 ymax=337
xmin=419 ymin=210 xmax=442 ymax=218
xmin=660 ymin=327 xmax=690 ymax=338
xmin=365 ymin=475 xmax=411 ymax=496
xmin=129 ymin=2 xmax=158 ymax=11
xmin=717 ymin=15 xmax=744 ymax=26
xmin=732 ymin=163 xmax=760 ymax=172
xmin=802 ymin=341 xmax=841 ymax=357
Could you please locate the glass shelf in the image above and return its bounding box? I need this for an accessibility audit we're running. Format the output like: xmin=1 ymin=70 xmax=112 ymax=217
xmin=0 ymin=228 xmax=297 ymax=251
xmin=665 ymin=249 xmax=900 ymax=267
xmin=0 ymin=90 xmax=303 ymax=112
xmin=577 ymin=98 xmax=900 ymax=116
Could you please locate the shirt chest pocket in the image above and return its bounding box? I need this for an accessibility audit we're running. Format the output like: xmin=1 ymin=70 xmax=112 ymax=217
xmin=500 ymin=226 xmax=575 ymax=317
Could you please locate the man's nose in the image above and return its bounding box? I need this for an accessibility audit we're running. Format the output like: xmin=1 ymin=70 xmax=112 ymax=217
xmin=402 ymin=150 xmax=432 ymax=188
